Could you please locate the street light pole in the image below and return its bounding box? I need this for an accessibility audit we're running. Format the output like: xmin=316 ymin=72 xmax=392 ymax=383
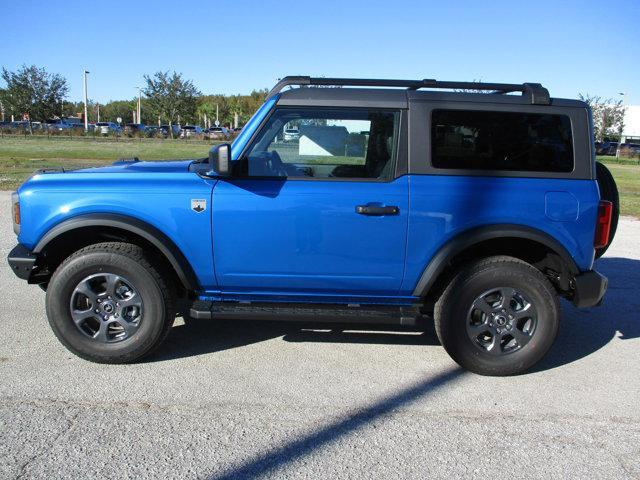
xmin=615 ymin=92 xmax=627 ymax=160
xmin=135 ymin=87 xmax=142 ymax=125
xmin=83 ymin=70 xmax=90 ymax=131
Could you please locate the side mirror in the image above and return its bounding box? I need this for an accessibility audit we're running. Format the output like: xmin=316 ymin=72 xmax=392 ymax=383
xmin=208 ymin=143 xmax=231 ymax=177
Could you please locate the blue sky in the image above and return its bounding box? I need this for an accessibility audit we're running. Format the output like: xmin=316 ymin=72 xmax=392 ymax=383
xmin=1 ymin=0 xmax=638 ymax=104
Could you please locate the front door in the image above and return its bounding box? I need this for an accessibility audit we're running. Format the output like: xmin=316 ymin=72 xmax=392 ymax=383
xmin=211 ymin=106 xmax=408 ymax=301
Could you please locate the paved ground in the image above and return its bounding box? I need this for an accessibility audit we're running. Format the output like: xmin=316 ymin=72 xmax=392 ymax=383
xmin=0 ymin=191 xmax=638 ymax=480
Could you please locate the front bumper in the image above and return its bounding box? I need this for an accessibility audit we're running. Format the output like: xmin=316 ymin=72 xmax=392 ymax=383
xmin=7 ymin=244 xmax=37 ymax=281
xmin=572 ymin=270 xmax=608 ymax=308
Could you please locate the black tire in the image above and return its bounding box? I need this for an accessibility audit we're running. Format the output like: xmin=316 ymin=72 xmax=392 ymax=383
xmin=434 ymin=256 xmax=559 ymax=376
xmin=595 ymin=161 xmax=619 ymax=259
xmin=46 ymin=242 xmax=175 ymax=363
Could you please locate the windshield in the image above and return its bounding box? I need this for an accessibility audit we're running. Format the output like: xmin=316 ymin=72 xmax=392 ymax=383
xmin=231 ymin=97 xmax=277 ymax=159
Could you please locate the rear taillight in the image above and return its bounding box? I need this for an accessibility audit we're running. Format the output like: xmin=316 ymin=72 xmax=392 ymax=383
xmin=11 ymin=191 xmax=20 ymax=235
xmin=594 ymin=200 xmax=613 ymax=249
xmin=12 ymin=202 xmax=20 ymax=225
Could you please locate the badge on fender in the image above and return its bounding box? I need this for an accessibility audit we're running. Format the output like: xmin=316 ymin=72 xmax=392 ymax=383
xmin=191 ymin=199 xmax=207 ymax=213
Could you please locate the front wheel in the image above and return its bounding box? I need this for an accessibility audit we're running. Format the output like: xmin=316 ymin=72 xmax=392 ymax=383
xmin=46 ymin=242 xmax=175 ymax=363
xmin=434 ymin=256 xmax=559 ymax=376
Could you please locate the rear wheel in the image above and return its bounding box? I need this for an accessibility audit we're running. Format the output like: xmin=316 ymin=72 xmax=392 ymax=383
xmin=434 ymin=256 xmax=559 ymax=376
xmin=46 ymin=242 xmax=175 ymax=363
xmin=595 ymin=161 xmax=619 ymax=258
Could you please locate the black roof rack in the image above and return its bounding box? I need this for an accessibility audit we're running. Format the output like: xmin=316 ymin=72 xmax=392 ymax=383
xmin=267 ymin=76 xmax=550 ymax=105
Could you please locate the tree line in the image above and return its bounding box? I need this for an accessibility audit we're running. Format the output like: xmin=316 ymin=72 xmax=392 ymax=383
xmin=0 ymin=64 xmax=267 ymax=130
xmin=0 ymin=65 xmax=628 ymax=141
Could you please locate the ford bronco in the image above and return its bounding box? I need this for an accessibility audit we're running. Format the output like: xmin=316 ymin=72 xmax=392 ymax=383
xmin=7 ymin=76 xmax=618 ymax=375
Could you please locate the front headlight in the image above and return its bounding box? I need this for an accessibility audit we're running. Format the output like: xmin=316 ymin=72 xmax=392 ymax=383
xmin=11 ymin=191 xmax=20 ymax=235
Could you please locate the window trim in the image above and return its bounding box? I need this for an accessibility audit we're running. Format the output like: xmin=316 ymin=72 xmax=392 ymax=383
xmin=408 ymin=100 xmax=593 ymax=180
xmin=235 ymin=105 xmax=406 ymax=183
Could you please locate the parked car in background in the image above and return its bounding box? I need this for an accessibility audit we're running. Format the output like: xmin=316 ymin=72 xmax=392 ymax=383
xmin=95 ymin=122 xmax=122 ymax=135
xmin=123 ymin=123 xmax=147 ymax=137
xmin=45 ymin=118 xmax=83 ymax=132
xmin=180 ymin=125 xmax=204 ymax=138
xmin=204 ymin=126 xmax=230 ymax=140
xmin=145 ymin=126 xmax=160 ymax=138
xmin=45 ymin=120 xmax=71 ymax=131
xmin=283 ymin=127 xmax=300 ymax=142
xmin=158 ymin=124 xmax=182 ymax=138
xmin=597 ymin=141 xmax=618 ymax=156
xmin=9 ymin=121 xmax=30 ymax=131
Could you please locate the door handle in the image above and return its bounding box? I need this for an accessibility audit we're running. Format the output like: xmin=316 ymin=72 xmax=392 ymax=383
xmin=356 ymin=205 xmax=399 ymax=216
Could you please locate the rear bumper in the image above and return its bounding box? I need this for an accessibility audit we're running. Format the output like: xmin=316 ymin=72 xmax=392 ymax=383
xmin=572 ymin=270 xmax=608 ymax=308
xmin=7 ymin=244 xmax=37 ymax=281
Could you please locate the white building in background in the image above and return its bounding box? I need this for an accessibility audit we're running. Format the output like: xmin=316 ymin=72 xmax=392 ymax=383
xmin=621 ymin=105 xmax=640 ymax=143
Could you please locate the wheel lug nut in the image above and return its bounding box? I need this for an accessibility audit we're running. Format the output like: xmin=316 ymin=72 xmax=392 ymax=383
xmin=97 ymin=299 xmax=101 ymax=303
xmin=95 ymin=309 xmax=99 ymax=313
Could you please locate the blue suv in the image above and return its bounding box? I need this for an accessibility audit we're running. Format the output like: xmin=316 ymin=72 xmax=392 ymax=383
xmin=7 ymin=77 xmax=618 ymax=375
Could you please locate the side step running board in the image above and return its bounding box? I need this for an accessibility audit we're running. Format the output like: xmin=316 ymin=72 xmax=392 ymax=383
xmin=190 ymin=301 xmax=421 ymax=326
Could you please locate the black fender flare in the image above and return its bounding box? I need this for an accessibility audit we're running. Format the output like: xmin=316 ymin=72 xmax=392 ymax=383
xmin=412 ymin=224 xmax=580 ymax=297
xmin=34 ymin=213 xmax=199 ymax=291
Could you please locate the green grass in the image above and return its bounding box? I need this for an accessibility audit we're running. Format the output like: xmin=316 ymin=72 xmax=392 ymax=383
xmin=1 ymin=138 xmax=638 ymax=218
xmin=0 ymin=136 xmax=214 ymax=189
xmin=597 ymin=158 xmax=640 ymax=218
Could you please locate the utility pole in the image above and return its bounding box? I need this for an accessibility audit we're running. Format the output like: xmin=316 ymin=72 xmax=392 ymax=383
xmin=83 ymin=70 xmax=90 ymax=131
xmin=97 ymin=103 xmax=100 ymax=123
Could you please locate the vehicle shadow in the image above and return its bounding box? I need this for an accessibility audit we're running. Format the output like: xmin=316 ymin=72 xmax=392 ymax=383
xmin=148 ymin=256 xmax=638 ymax=370
xmin=147 ymin=318 xmax=439 ymax=363
xmin=533 ymin=256 xmax=640 ymax=372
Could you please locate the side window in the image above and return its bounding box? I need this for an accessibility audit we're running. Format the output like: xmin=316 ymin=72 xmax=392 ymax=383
xmin=431 ymin=109 xmax=574 ymax=172
xmin=237 ymin=108 xmax=399 ymax=179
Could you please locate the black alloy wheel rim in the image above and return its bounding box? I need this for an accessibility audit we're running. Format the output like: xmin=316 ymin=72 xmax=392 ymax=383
xmin=466 ymin=287 xmax=538 ymax=356
xmin=69 ymin=273 xmax=144 ymax=343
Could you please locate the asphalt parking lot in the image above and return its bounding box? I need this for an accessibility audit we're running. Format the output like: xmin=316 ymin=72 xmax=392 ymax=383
xmin=0 ymin=191 xmax=639 ymax=480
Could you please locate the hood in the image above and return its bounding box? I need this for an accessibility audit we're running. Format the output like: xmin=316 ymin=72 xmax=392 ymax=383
xmin=73 ymin=159 xmax=194 ymax=174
